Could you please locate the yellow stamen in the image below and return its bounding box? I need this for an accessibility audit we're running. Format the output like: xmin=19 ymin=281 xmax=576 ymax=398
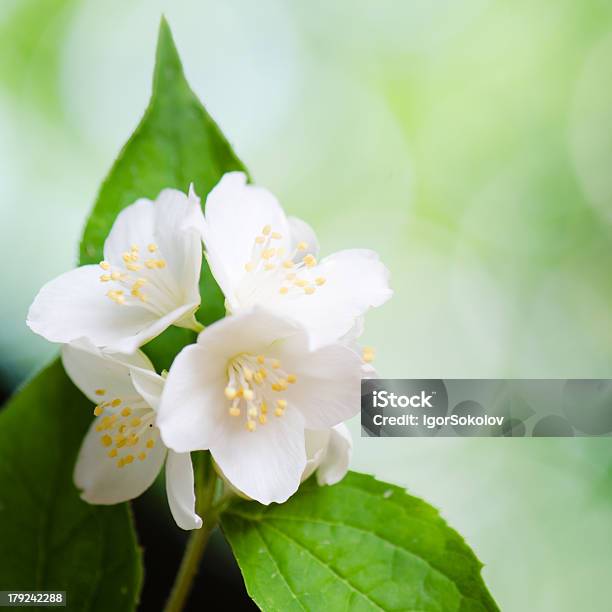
xmin=279 ymin=287 xmax=289 ymax=295
xmin=146 ymin=439 xmax=155 ymax=449
xmin=95 ymin=389 xmax=106 ymax=396
xmin=225 ymin=387 xmax=237 ymax=400
xmin=262 ymin=225 xmax=272 ymax=235
xmin=304 ymin=286 xmax=315 ymax=295
xmin=287 ymin=374 xmax=297 ymax=384
xmin=315 ymin=277 xmax=326 ymax=286
xmin=121 ymin=407 xmax=131 ymax=417
xmin=93 ymin=406 xmax=104 ymax=417
xmin=303 ymin=254 xmax=317 ymax=268
xmin=148 ymin=243 xmax=157 ymax=252
xmin=100 ymin=261 xmax=111 ymax=271
xmin=297 ymin=241 xmax=308 ymax=251
xmin=101 ymin=435 xmax=112 ymax=447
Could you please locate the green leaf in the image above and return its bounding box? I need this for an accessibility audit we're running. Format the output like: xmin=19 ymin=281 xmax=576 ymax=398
xmin=79 ymin=17 xmax=246 ymax=331
xmin=0 ymin=361 xmax=142 ymax=609
xmin=222 ymin=472 xmax=499 ymax=612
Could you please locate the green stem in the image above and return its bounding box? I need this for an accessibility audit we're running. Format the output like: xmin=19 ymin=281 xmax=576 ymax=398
xmin=163 ymin=452 xmax=219 ymax=612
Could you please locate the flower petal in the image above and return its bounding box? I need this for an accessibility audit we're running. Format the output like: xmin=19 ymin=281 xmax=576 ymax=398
xmin=279 ymin=339 xmax=363 ymax=430
xmin=61 ymin=339 xmax=153 ymax=404
xmin=210 ymin=406 xmax=306 ymax=505
xmin=153 ymin=187 xmax=204 ymax=304
xmin=195 ymin=306 xmax=303 ymax=361
xmin=165 ymin=451 xmax=202 ymax=530
xmin=27 ymin=265 xmax=159 ymax=348
xmin=301 ymin=429 xmax=331 ymax=482
xmin=157 ymin=344 xmax=227 ymax=452
xmin=129 ymin=367 xmax=165 ymax=412
xmin=270 ymin=248 xmax=393 ymax=348
xmin=316 ymin=423 xmax=352 ymax=486
xmin=202 ymin=172 xmax=291 ymax=305
xmin=288 ymin=216 xmax=319 ymax=259
xmin=74 ymin=418 xmax=166 ymax=504
xmin=103 ymin=199 xmax=156 ymax=264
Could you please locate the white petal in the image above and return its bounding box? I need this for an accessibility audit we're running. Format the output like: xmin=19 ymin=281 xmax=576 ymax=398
xmin=270 ymin=249 xmax=393 ymax=348
xmin=103 ymin=199 xmax=156 ymax=265
xmin=165 ymin=451 xmax=202 ymax=530
xmin=301 ymin=429 xmax=330 ymax=482
xmin=61 ymin=339 xmax=153 ymax=404
xmin=108 ymin=303 xmax=200 ymax=354
xmin=288 ymin=216 xmax=319 ymax=259
xmin=210 ymin=406 xmax=306 ymax=505
xmin=316 ymin=423 xmax=352 ymax=486
xmin=195 ymin=306 xmax=303 ymax=360
xmin=27 ymin=265 xmax=159 ymax=348
xmin=279 ymin=339 xmax=363 ymax=430
xmin=202 ymin=172 xmax=291 ymax=305
xmin=74 ymin=419 xmax=166 ymax=504
xmin=153 ymin=188 xmax=204 ymax=305
xmin=157 ymin=343 xmax=227 ymax=452
xmin=129 ymin=367 xmax=165 ymax=412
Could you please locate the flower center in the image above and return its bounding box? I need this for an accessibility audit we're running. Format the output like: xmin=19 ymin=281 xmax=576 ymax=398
xmin=92 ymin=390 xmax=159 ymax=468
xmin=98 ymin=242 xmax=176 ymax=315
xmin=236 ymin=225 xmax=327 ymax=306
xmin=224 ymin=353 xmax=298 ymax=432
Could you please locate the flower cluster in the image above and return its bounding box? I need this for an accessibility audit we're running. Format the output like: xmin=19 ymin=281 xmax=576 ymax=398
xmin=28 ymin=172 xmax=392 ymax=529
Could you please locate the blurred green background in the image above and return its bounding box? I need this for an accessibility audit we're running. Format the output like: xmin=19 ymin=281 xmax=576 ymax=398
xmin=2 ymin=1 xmax=612 ymax=610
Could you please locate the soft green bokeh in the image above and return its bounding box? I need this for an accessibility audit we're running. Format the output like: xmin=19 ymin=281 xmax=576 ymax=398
xmin=2 ymin=1 xmax=612 ymax=609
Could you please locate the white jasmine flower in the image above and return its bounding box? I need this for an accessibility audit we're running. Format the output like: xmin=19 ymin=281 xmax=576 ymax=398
xmin=28 ymin=187 xmax=205 ymax=354
xmin=200 ymin=172 xmax=392 ymax=348
xmin=157 ymin=307 xmax=362 ymax=505
xmin=302 ymin=424 xmax=353 ymax=486
xmin=62 ymin=339 xmax=201 ymax=530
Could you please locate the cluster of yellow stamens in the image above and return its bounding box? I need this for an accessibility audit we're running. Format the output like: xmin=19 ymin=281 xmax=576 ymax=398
xmin=243 ymin=225 xmax=326 ymax=297
xmin=99 ymin=242 xmax=167 ymax=306
xmin=362 ymin=346 xmax=375 ymax=363
xmin=224 ymin=353 xmax=297 ymax=432
xmin=92 ymin=389 xmax=157 ymax=468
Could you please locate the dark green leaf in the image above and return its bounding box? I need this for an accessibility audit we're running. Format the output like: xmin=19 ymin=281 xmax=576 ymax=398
xmin=222 ymin=472 xmax=499 ymax=612
xmin=0 ymin=361 xmax=142 ymax=610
